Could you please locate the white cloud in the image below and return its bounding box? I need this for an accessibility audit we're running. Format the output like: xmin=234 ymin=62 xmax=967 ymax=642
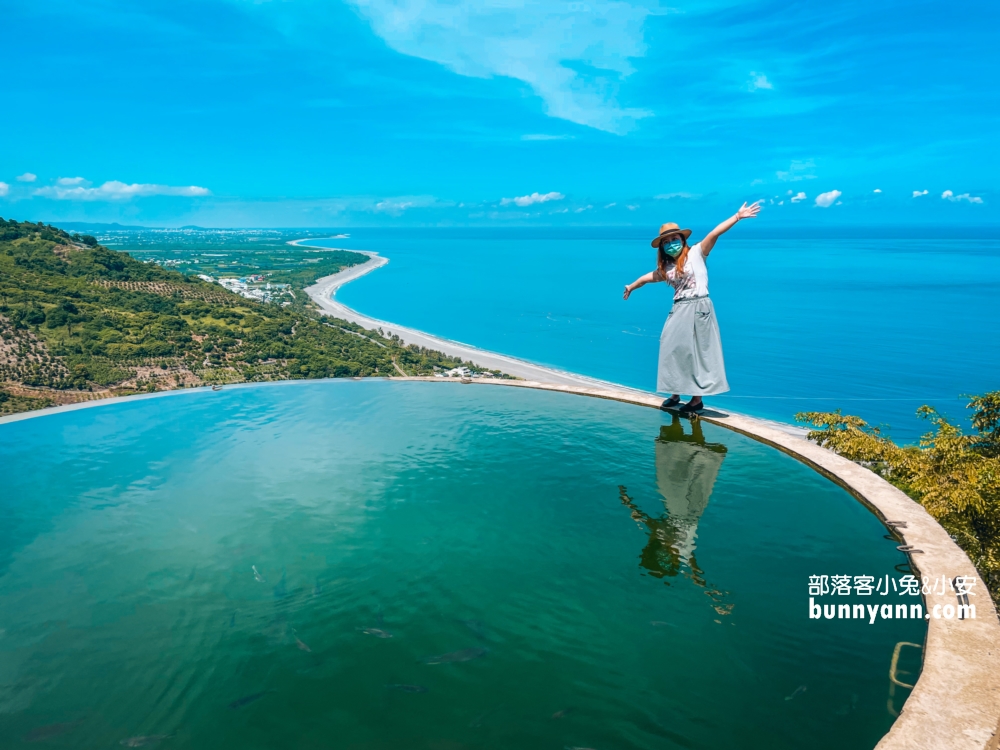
xmin=777 ymin=200 xmax=784 ymax=205
xmin=343 ymin=0 xmax=658 ymax=134
xmin=815 ymin=189 xmax=841 ymax=208
xmin=790 ymin=191 xmax=807 ymax=203
xmin=655 ymin=192 xmax=699 ymax=200
xmin=368 ymin=195 xmax=445 ymax=214
xmin=521 ymin=134 xmax=571 ymax=141
xmin=34 ymin=180 xmax=211 ymax=201
xmin=626 ymin=204 xmax=640 ymax=210
xmin=941 ymin=190 xmax=983 ymax=204
xmin=374 ymin=200 xmax=415 ymax=213
xmin=873 ymin=188 xmax=882 ymax=193
xmin=573 ymin=205 xmax=593 ymax=213
xmin=776 ymin=160 xmax=817 ymax=182
xmin=16 ymin=172 xmax=37 ymax=183
xmin=747 ymin=71 xmax=773 ymax=91
xmin=501 ymin=191 xmax=564 ymax=207
xmin=0 ymin=182 xmax=9 ymax=197
xmin=912 ymin=189 xmax=928 ymax=198
xmin=604 ymin=202 xmax=617 ymax=208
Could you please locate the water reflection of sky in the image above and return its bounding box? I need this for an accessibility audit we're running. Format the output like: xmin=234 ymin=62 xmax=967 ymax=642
xmin=0 ymin=382 xmax=925 ymax=749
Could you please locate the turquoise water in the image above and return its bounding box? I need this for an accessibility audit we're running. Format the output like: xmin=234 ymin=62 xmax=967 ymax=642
xmin=303 ymin=230 xmax=1000 ymax=440
xmin=1 ymin=381 xmax=925 ymax=748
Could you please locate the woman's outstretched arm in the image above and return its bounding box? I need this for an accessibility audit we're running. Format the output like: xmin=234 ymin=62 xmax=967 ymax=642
xmin=699 ymin=201 xmax=760 ymax=256
xmin=623 ymin=270 xmax=663 ymax=300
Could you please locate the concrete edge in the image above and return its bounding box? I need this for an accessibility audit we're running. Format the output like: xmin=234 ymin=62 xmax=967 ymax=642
xmin=388 ymin=376 xmax=1000 ymax=750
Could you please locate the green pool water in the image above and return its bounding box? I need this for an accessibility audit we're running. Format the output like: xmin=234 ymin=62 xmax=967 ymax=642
xmin=0 ymin=381 xmax=925 ymax=749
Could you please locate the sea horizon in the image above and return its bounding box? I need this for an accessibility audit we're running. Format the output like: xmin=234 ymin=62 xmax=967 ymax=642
xmin=57 ymin=222 xmax=1000 ymax=240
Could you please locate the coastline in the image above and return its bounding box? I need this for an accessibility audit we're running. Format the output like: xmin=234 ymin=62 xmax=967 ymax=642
xmin=301 ymin=245 xmax=641 ymax=391
xmin=0 ymin=237 xmax=801 ymax=437
xmin=298 ymin=240 xmax=808 ymax=436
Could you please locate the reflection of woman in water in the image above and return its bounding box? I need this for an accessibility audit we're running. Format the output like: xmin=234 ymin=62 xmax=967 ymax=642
xmin=618 ymin=416 xmax=727 ymax=586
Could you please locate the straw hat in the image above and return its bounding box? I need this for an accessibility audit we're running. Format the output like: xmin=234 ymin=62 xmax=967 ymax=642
xmin=650 ymin=222 xmax=692 ymax=248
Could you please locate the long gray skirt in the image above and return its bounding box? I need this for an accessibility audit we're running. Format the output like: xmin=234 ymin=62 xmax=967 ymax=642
xmin=657 ymin=296 xmax=730 ymax=396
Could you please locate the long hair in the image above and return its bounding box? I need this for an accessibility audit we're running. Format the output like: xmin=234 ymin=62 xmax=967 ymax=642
xmin=657 ymin=238 xmax=691 ymax=278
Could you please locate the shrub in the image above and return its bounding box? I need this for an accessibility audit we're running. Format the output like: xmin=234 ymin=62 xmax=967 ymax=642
xmin=798 ymin=391 xmax=1000 ymax=602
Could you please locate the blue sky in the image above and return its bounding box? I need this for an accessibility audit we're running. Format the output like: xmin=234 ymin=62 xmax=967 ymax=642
xmin=2 ymin=0 xmax=998 ymax=228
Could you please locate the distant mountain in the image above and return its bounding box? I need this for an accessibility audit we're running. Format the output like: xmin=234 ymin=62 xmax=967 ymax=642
xmin=56 ymin=221 xmax=156 ymax=231
xmin=57 ymin=222 xmax=213 ymax=231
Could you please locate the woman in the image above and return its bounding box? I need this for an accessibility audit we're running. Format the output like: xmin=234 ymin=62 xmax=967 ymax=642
xmin=623 ymin=202 xmax=760 ymax=413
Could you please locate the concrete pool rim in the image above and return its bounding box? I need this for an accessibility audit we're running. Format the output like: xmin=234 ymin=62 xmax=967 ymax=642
xmin=3 ymin=376 xmax=999 ymax=750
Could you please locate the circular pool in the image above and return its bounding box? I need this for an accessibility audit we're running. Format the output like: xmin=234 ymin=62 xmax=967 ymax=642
xmin=0 ymin=381 xmax=924 ymax=749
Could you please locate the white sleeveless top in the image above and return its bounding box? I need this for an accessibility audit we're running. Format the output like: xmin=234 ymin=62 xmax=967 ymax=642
xmin=663 ymin=242 xmax=709 ymax=301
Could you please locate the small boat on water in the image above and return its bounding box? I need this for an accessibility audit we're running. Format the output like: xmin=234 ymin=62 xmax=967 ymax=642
xmin=211 ymin=385 xmax=223 ymax=391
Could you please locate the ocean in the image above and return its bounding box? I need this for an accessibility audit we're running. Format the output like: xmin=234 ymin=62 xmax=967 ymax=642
xmin=301 ymin=229 xmax=1000 ymax=440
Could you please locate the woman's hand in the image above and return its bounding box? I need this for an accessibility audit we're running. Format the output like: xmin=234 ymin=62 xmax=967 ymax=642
xmin=736 ymin=201 xmax=761 ymax=220
xmin=701 ymin=201 xmax=761 ymax=255
xmin=623 ymin=284 xmax=633 ymax=301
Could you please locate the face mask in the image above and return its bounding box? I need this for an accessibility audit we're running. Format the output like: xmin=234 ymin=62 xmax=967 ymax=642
xmin=663 ymin=238 xmax=683 ymax=257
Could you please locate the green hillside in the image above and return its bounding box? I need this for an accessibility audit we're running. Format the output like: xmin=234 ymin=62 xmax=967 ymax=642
xmin=0 ymin=218 xmax=477 ymax=415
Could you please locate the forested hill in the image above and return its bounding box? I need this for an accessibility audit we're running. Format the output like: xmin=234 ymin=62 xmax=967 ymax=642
xmin=0 ymin=218 xmax=471 ymax=415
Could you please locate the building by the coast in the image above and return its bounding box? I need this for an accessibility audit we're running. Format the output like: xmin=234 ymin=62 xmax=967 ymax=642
xmin=198 ymin=273 xmax=290 ymax=304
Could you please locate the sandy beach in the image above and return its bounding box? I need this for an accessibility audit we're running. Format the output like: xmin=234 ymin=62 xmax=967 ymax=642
xmin=301 ymin=245 xmax=639 ymax=389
